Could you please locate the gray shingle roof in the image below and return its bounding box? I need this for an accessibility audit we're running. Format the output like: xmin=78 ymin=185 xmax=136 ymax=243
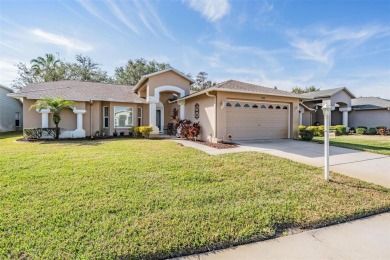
xmin=214 ymin=80 xmax=301 ymax=97
xmin=300 ymin=87 xmax=355 ymax=99
xmin=352 ymin=97 xmax=390 ymax=109
xmin=9 ymin=81 xmax=146 ymax=103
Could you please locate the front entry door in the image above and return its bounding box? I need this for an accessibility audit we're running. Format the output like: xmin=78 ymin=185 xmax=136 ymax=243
xmin=156 ymin=109 xmax=162 ymax=132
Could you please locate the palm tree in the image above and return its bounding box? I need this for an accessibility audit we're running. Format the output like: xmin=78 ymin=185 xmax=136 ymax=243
xmin=30 ymin=97 xmax=75 ymax=139
xmin=30 ymin=54 xmax=61 ymax=82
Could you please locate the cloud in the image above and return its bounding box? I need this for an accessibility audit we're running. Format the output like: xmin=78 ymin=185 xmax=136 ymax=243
xmin=105 ymin=0 xmax=140 ymax=34
xmin=183 ymin=0 xmax=230 ymax=22
xmin=30 ymin=29 xmax=93 ymax=52
xmin=0 ymin=60 xmax=19 ymax=86
xmin=289 ymin=25 xmax=389 ymax=68
xmin=77 ymin=0 xmax=125 ymax=35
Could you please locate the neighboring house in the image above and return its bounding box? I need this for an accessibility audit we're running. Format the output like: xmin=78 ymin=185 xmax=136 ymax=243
xmin=8 ymin=68 xmax=302 ymax=141
xmin=300 ymin=87 xmax=390 ymax=129
xmin=350 ymin=97 xmax=390 ymax=128
xmin=0 ymin=85 xmax=23 ymax=132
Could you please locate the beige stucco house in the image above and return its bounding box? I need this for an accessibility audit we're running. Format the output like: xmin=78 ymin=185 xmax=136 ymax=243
xmin=8 ymin=68 xmax=303 ymax=141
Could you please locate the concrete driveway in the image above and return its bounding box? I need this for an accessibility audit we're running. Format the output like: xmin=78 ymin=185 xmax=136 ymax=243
xmin=175 ymin=139 xmax=390 ymax=188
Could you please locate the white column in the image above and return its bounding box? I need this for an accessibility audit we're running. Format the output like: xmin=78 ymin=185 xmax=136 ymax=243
xmin=36 ymin=108 xmax=50 ymax=128
xmin=72 ymin=109 xmax=86 ymax=138
xmin=178 ymin=100 xmax=185 ymax=119
xmin=339 ymin=107 xmax=352 ymax=128
xmin=149 ymin=102 xmax=159 ymax=134
xmin=299 ymin=111 xmax=304 ymax=125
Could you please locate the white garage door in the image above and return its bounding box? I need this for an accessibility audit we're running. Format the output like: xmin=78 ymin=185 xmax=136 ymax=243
xmin=226 ymin=101 xmax=289 ymax=140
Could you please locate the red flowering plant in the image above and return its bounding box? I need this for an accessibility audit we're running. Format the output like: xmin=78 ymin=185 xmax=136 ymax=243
xmin=175 ymin=119 xmax=201 ymax=140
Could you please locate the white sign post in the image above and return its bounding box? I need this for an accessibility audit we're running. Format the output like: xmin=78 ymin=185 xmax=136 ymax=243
xmin=322 ymin=100 xmax=332 ymax=181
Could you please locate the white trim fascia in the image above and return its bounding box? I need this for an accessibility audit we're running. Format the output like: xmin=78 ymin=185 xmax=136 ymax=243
xmin=177 ymin=88 xmax=302 ymax=101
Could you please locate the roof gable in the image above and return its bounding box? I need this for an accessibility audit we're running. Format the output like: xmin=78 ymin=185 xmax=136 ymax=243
xmin=300 ymin=87 xmax=355 ymax=99
xmin=133 ymin=67 xmax=194 ymax=93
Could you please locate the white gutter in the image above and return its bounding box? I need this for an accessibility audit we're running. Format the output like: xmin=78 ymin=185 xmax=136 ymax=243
xmin=206 ymin=91 xmax=217 ymax=141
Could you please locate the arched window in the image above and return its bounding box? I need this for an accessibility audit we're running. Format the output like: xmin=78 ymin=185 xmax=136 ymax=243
xmin=261 ymin=105 xmax=266 ymax=109
xmin=283 ymin=106 xmax=288 ymax=110
xmin=244 ymin=103 xmax=250 ymax=108
xmin=268 ymin=105 xmax=274 ymax=109
xmin=226 ymin=102 xmax=232 ymax=107
xmin=276 ymin=106 xmax=281 ymax=109
xmin=235 ymin=103 xmax=241 ymax=107
xmin=252 ymin=104 xmax=258 ymax=108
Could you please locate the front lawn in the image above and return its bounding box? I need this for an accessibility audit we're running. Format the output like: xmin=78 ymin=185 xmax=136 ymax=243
xmin=313 ymin=135 xmax=390 ymax=156
xmin=1 ymin=132 xmax=390 ymax=259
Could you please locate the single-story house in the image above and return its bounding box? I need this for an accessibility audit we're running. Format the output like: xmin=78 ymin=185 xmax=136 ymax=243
xmin=0 ymin=84 xmax=23 ymax=132
xmin=299 ymin=87 xmax=390 ymax=129
xmin=8 ymin=68 xmax=302 ymax=141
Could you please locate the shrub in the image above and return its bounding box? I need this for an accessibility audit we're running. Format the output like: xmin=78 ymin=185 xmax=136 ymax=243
xmin=368 ymin=127 xmax=377 ymax=135
xmin=349 ymin=127 xmax=355 ymax=134
xmin=306 ymin=126 xmax=319 ymax=136
xmin=23 ymin=128 xmax=59 ymax=140
xmin=177 ymin=119 xmax=201 ymax=140
xmin=130 ymin=126 xmax=153 ymax=138
xmin=357 ymin=126 xmax=367 ymax=130
xmin=139 ymin=126 xmax=153 ymax=138
xmin=375 ymin=126 xmax=387 ymax=130
xmin=317 ymin=125 xmax=324 ymax=137
xmin=299 ymin=129 xmax=314 ymax=141
xmin=378 ymin=128 xmax=387 ymax=136
xmin=356 ymin=127 xmax=367 ymax=135
xmin=24 ymin=128 xmax=43 ymax=140
xmin=334 ymin=125 xmax=347 ymax=135
xmin=298 ymin=125 xmax=306 ymax=134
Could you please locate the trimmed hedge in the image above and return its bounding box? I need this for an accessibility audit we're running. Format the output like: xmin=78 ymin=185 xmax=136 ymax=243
xmin=356 ymin=127 xmax=367 ymax=135
xmin=368 ymin=127 xmax=377 ymax=135
xmin=299 ymin=129 xmax=314 ymax=141
xmin=130 ymin=126 xmax=153 ymax=138
xmin=23 ymin=128 xmax=59 ymax=140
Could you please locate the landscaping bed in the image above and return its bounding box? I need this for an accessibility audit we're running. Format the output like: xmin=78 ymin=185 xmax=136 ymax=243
xmin=1 ymin=132 xmax=390 ymax=259
xmin=192 ymin=140 xmax=238 ymax=149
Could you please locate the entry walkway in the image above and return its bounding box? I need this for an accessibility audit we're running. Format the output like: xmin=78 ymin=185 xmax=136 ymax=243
xmin=180 ymin=212 xmax=390 ymax=259
xmin=174 ymin=139 xmax=390 ymax=188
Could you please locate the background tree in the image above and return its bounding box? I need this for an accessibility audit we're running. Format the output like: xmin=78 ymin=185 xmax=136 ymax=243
xmin=12 ymin=54 xmax=110 ymax=90
xmin=30 ymin=97 xmax=75 ymax=139
xmin=292 ymin=86 xmax=320 ymax=94
xmin=114 ymin=58 xmax=171 ymax=85
xmin=66 ymin=54 xmax=109 ymax=82
xmin=191 ymin=72 xmax=216 ymax=91
xmin=30 ymin=53 xmax=63 ymax=82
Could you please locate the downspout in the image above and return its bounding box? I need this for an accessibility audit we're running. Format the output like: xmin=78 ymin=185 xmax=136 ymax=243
xmin=206 ymin=91 xmax=217 ymax=142
xmin=90 ymin=100 xmax=93 ymax=138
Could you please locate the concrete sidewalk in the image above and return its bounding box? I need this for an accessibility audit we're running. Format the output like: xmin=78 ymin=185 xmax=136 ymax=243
xmin=174 ymin=139 xmax=390 ymax=188
xmin=179 ymin=212 xmax=390 ymax=260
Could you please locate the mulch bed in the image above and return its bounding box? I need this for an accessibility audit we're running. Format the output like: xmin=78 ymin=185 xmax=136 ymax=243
xmin=191 ymin=140 xmax=238 ymax=149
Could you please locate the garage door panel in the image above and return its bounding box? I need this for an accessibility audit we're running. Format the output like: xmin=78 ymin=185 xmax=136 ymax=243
xmin=226 ymin=103 xmax=289 ymax=140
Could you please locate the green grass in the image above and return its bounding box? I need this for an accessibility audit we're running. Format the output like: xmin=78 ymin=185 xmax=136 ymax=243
xmin=1 ymin=132 xmax=390 ymax=259
xmin=313 ymin=135 xmax=390 ymax=156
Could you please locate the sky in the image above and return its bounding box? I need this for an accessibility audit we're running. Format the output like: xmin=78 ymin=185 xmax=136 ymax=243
xmin=0 ymin=0 xmax=389 ymax=98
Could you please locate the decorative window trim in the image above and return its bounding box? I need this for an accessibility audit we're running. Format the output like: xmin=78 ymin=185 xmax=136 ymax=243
xmin=261 ymin=105 xmax=267 ymax=109
xmin=226 ymin=102 xmax=232 ymax=107
xmin=244 ymin=103 xmax=250 ymax=108
xmin=234 ymin=103 xmax=241 ymax=107
xmin=283 ymin=106 xmax=288 ymax=110
xmin=195 ymin=103 xmax=200 ymax=119
xmin=268 ymin=105 xmax=274 ymax=109
xmin=276 ymin=105 xmax=281 ymax=109
xmin=252 ymin=104 xmax=258 ymax=108
xmin=103 ymin=106 xmax=109 ymax=128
